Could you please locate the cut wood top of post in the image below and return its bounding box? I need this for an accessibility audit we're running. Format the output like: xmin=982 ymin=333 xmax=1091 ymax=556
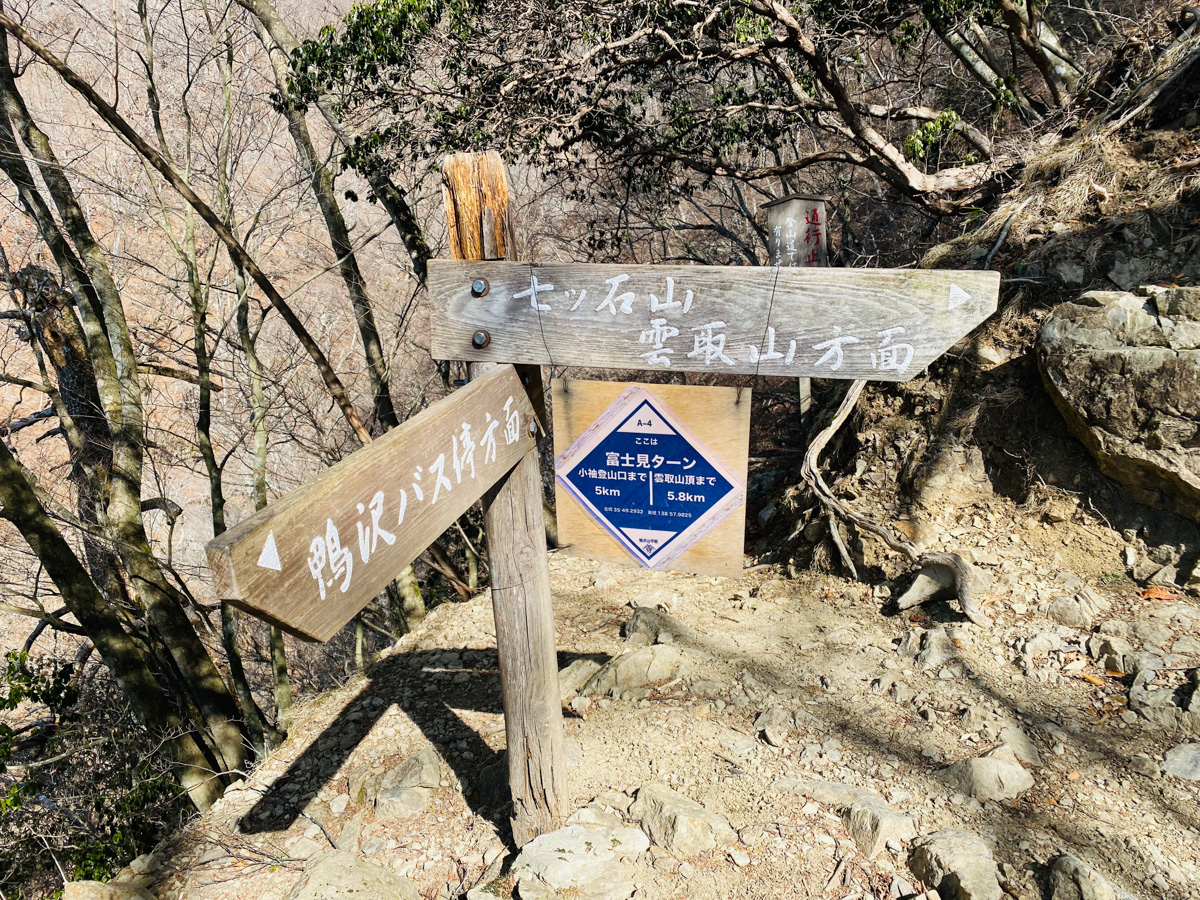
xmin=429 ymin=261 xmax=1000 ymax=381
xmin=205 ymin=365 xmax=535 ymax=642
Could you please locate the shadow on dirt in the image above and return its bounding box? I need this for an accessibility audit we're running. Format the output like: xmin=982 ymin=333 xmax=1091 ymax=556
xmin=238 ymin=647 xmax=606 ymax=845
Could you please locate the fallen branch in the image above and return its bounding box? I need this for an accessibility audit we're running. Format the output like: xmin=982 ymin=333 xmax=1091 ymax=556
xmin=0 ymin=406 xmax=55 ymax=436
xmin=985 ymin=197 xmax=1032 ymax=270
xmin=800 ymin=380 xmax=989 ymax=626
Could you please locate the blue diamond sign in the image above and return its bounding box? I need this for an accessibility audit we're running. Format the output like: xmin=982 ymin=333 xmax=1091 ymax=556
xmin=555 ymin=385 xmax=745 ymax=569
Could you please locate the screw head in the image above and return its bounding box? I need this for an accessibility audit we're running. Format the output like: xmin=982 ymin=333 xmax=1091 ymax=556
xmin=528 ymin=419 xmax=538 ymax=436
xmin=471 ymin=330 xmax=490 ymax=350
xmin=471 ymin=278 xmax=490 ymax=297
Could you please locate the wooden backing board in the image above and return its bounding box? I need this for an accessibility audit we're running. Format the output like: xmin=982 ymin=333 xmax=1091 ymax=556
xmin=551 ymin=380 xmax=750 ymax=578
xmin=429 ymin=261 xmax=999 ymax=380
xmin=206 ymin=365 xmax=535 ymax=641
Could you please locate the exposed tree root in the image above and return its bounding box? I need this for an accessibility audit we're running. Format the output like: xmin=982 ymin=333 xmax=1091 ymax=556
xmin=800 ymin=380 xmax=990 ymax=627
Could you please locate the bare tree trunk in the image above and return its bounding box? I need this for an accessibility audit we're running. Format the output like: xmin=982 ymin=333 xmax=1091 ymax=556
xmin=388 ymin=568 xmax=426 ymax=633
xmin=253 ymin=18 xmax=398 ymax=430
xmin=0 ymin=14 xmax=372 ymax=444
xmin=997 ymin=0 xmax=1082 ymax=106
xmin=270 ymin=626 xmax=292 ymax=732
xmin=932 ymin=22 xmax=1041 ymax=121
xmin=234 ymin=261 xmax=294 ymax=734
xmin=234 ymin=0 xmax=431 ymax=282
xmin=0 ymin=440 xmax=226 ymax=810
xmin=0 ymin=34 xmax=248 ymax=780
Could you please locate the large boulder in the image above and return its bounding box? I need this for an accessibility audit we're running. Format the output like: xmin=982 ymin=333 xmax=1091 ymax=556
xmin=1037 ymin=287 xmax=1200 ymax=522
xmin=937 ymin=743 xmax=1035 ymax=802
xmin=582 ymin=645 xmax=686 ymax=696
xmin=511 ymin=824 xmax=649 ymax=900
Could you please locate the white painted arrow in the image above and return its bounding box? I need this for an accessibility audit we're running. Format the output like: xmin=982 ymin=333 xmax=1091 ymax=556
xmin=948 ymin=283 xmax=973 ymax=310
xmin=257 ymin=531 xmax=281 ymax=571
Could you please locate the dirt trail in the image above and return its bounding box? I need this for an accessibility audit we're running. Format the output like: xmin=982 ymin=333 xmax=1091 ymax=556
xmin=121 ymin=491 xmax=1200 ymax=900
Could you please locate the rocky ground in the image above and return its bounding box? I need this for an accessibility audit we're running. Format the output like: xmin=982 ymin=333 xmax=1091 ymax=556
xmin=80 ymin=487 xmax=1200 ymax=900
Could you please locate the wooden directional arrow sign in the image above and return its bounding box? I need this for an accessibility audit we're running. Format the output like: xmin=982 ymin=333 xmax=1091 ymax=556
xmin=429 ymin=261 xmax=1000 ymax=381
xmin=205 ymin=365 xmax=536 ymax=641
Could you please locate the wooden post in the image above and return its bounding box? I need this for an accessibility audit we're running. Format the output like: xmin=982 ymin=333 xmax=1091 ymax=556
xmin=763 ymin=195 xmax=829 ymax=428
xmin=442 ymin=151 xmax=566 ymax=847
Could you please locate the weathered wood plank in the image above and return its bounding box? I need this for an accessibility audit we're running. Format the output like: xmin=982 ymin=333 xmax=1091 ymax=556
xmin=442 ymin=150 xmax=567 ymax=848
xmin=205 ymin=365 xmax=535 ymax=642
xmin=428 ymin=261 xmax=1000 ymax=381
xmin=552 ymin=379 xmax=750 ymax=578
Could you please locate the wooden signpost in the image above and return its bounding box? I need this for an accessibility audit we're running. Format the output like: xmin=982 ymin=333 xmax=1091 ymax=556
xmin=428 ymin=261 xmax=999 ymax=380
xmin=206 ymin=365 xmax=536 ymax=642
xmin=205 ymin=148 xmax=1002 ymax=851
xmin=441 ymin=151 xmax=566 ymax=847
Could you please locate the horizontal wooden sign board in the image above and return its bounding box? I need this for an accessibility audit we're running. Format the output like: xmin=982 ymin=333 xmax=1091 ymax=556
xmin=429 ymin=261 xmax=999 ymax=381
xmin=206 ymin=365 xmax=535 ymax=641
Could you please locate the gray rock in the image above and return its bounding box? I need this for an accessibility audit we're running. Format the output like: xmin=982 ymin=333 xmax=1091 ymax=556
xmin=583 ymin=645 xmax=686 ymax=696
xmin=284 ymin=850 xmax=419 ymax=900
xmin=1046 ymin=589 xmax=1109 ymax=630
xmin=781 ymin=777 xmax=875 ymax=808
xmin=567 ymin=805 xmax=625 ymax=829
xmin=1128 ymin=754 xmax=1160 ymax=779
xmin=1175 ymin=634 xmax=1200 ymax=655
xmin=375 ymin=786 xmax=429 ymax=819
xmin=511 ymin=824 xmax=648 ymax=900
xmin=720 ymin=730 xmax=759 ymax=757
xmin=762 ymin=725 xmax=788 ymax=747
xmin=997 ymin=725 xmax=1042 ymax=767
xmin=629 ymin=782 xmax=737 ymax=857
xmin=1132 ymin=619 xmax=1172 ymax=648
xmin=909 ymin=830 xmax=1003 ymax=900
xmin=1047 ymin=596 xmax=1092 ymax=629
xmin=346 ymin=764 xmax=383 ymax=806
xmin=1128 ymin=668 xmax=1200 ymax=734
xmin=127 ymin=855 xmax=162 ymax=877
xmin=625 ymin=606 xmax=693 ymax=644
xmin=592 ymin=571 xmax=619 ymax=590
xmin=754 ymin=706 xmax=793 ymax=731
xmin=1049 ymin=853 xmax=1139 ymax=900
xmin=912 ymin=446 xmax=995 ymax=511
xmin=937 ymin=744 xmax=1034 ymax=802
xmin=63 ymin=885 xmax=156 ymax=900
xmin=559 ymin=658 xmax=604 ymax=701
xmin=1163 ymin=742 xmax=1200 ymax=780
xmin=843 ymin=796 xmax=917 ymax=858
xmin=381 ymin=747 xmax=441 ymax=792
xmin=1089 ymin=636 xmax=1136 ymax=673
xmin=898 ymin=627 xmax=957 ymax=671
xmin=1037 ymin=290 xmax=1200 ymax=523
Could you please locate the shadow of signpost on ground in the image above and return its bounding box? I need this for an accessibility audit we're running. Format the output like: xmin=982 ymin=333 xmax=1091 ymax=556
xmin=238 ymin=647 xmax=605 ymax=846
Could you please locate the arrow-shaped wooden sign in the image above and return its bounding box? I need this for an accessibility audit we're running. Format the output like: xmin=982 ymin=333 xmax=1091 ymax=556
xmin=429 ymin=261 xmax=999 ymax=381
xmin=205 ymin=365 xmax=536 ymax=641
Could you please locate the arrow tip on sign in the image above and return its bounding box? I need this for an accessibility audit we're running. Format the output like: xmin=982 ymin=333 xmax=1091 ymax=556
xmin=257 ymin=531 xmax=282 ymax=571
xmin=948 ymin=283 xmax=973 ymax=310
